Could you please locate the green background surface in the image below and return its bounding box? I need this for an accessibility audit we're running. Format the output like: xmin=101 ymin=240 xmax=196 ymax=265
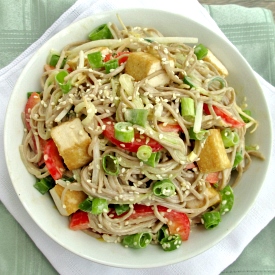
xmin=1 ymin=1 xmax=275 ymax=274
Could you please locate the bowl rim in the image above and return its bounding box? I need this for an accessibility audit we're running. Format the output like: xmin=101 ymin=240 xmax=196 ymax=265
xmin=4 ymin=7 xmax=273 ymax=268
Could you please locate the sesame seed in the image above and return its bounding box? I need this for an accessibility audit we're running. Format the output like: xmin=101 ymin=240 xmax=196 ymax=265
xmin=120 ymin=144 xmax=126 ymax=148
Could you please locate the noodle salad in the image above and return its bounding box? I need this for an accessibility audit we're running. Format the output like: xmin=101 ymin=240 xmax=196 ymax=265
xmin=20 ymin=17 xmax=263 ymax=251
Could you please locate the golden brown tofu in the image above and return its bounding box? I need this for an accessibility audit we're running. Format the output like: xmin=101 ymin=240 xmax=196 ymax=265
xmin=186 ymin=186 xmax=221 ymax=209
xmin=51 ymin=118 xmax=92 ymax=170
xmin=50 ymin=184 xmax=87 ymax=216
xmin=125 ymin=52 xmax=170 ymax=87
xmin=197 ymin=129 xmax=231 ymax=173
xmin=203 ymin=49 xmax=228 ymax=77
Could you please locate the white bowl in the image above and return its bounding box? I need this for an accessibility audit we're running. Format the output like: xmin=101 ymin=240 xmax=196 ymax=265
xmin=4 ymin=8 xmax=272 ymax=268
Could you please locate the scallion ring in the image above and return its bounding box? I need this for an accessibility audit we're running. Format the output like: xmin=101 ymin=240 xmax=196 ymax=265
xmin=114 ymin=122 xmax=134 ymax=143
xmin=194 ymin=43 xmax=208 ymax=60
xmin=122 ymin=232 xmax=152 ymax=249
xmin=152 ymin=179 xmax=176 ymax=198
xmin=221 ymin=128 xmax=239 ymax=148
xmin=181 ymin=97 xmax=195 ymax=122
xmin=137 ymin=145 xmax=152 ymax=162
xmin=219 ymin=185 xmax=234 ymax=215
xmin=144 ymin=152 xmax=161 ymax=167
xmin=102 ymin=155 xmax=120 ymax=176
xmin=55 ymin=71 xmax=71 ymax=94
xmin=88 ymin=24 xmax=113 ymax=41
xmin=91 ymin=197 xmax=108 ymax=215
xmin=201 ymin=211 xmax=221 ymax=229
xmin=87 ymin=51 xmax=104 ymax=68
xmin=160 ymin=234 xmax=182 ymax=251
xmin=188 ymin=127 xmax=208 ymax=140
xmin=124 ymin=109 xmax=149 ymax=127
xmin=206 ymin=76 xmax=227 ymax=89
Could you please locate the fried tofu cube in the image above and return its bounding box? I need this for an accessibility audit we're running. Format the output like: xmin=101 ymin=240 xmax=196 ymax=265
xmin=125 ymin=52 xmax=170 ymax=87
xmin=197 ymin=129 xmax=231 ymax=173
xmin=186 ymin=186 xmax=221 ymax=209
xmin=50 ymin=184 xmax=87 ymax=216
xmin=203 ymin=49 xmax=228 ymax=77
xmin=51 ymin=118 xmax=92 ymax=170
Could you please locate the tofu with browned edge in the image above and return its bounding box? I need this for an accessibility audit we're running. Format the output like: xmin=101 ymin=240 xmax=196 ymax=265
xmin=125 ymin=52 xmax=170 ymax=87
xmin=51 ymin=118 xmax=92 ymax=170
xmin=50 ymin=184 xmax=87 ymax=216
xmin=203 ymin=49 xmax=228 ymax=77
xmin=197 ymin=129 xmax=231 ymax=173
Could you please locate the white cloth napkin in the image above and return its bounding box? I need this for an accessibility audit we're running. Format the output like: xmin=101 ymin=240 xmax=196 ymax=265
xmin=1 ymin=0 xmax=275 ymax=274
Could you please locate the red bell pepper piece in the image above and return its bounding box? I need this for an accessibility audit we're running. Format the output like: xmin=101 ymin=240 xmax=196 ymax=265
xmin=158 ymin=123 xmax=182 ymax=133
xmin=69 ymin=211 xmax=90 ymax=231
xmin=205 ymin=172 xmax=220 ymax=183
xmin=43 ymin=139 xmax=65 ymax=180
xmin=203 ymin=104 xmax=245 ymax=128
xmin=111 ymin=204 xmax=190 ymax=241
xmin=102 ymin=118 xmax=163 ymax=152
xmin=104 ymin=51 xmax=129 ymax=65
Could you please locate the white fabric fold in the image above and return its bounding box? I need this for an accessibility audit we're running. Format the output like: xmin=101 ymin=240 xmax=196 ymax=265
xmin=1 ymin=0 xmax=275 ymax=274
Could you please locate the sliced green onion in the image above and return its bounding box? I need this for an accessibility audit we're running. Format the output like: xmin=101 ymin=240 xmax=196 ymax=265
xmin=122 ymin=232 xmax=152 ymax=249
xmin=114 ymin=122 xmax=134 ymax=143
xmin=104 ymin=59 xmax=119 ymax=73
xmin=194 ymin=43 xmax=208 ymax=60
xmin=124 ymin=109 xmax=148 ymax=127
xmin=88 ymin=24 xmax=113 ymax=41
xmin=219 ymin=185 xmax=234 ymax=215
xmin=49 ymin=54 xmax=60 ymax=66
xmin=114 ymin=204 xmax=130 ymax=216
xmin=183 ymin=76 xmax=196 ymax=88
xmin=233 ymin=151 xmax=243 ymax=168
xmin=201 ymin=211 xmax=221 ymax=229
xmin=207 ymin=76 xmax=226 ymax=89
xmin=79 ymin=197 xmax=93 ymax=212
xmin=157 ymin=225 xmax=169 ymax=243
xmin=144 ymin=152 xmax=161 ymax=167
xmin=87 ymin=51 xmax=104 ymax=68
xmin=102 ymin=155 xmax=119 ymax=176
xmin=240 ymin=110 xmax=252 ymax=123
xmin=48 ymin=54 xmax=66 ymax=68
xmin=55 ymin=71 xmax=71 ymax=94
xmin=137 ymin=145 xmax=152 ymax=162
xmin=152 ymin=179 xmax=176 ymax=198
xmin=245 ymin=144 xmax=259 ymax=151
xmin=91 ymin=197 xmax=108 ymax=215
xmin=33 ymin=176 xmax=55 ymax=195
xmin=188 ymin=127 xmax=208 ymax=140
xmin=221 ymin=128 xmax=239 ymax=148
xmin=160 ymin=234 xmax=182 ymax=251
xmin=181 ymin=97 xmax=195 ymax=122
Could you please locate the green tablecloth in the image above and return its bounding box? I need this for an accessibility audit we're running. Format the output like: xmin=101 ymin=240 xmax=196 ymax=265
xmin=1 ymin=1 xmax=275 ymax=274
